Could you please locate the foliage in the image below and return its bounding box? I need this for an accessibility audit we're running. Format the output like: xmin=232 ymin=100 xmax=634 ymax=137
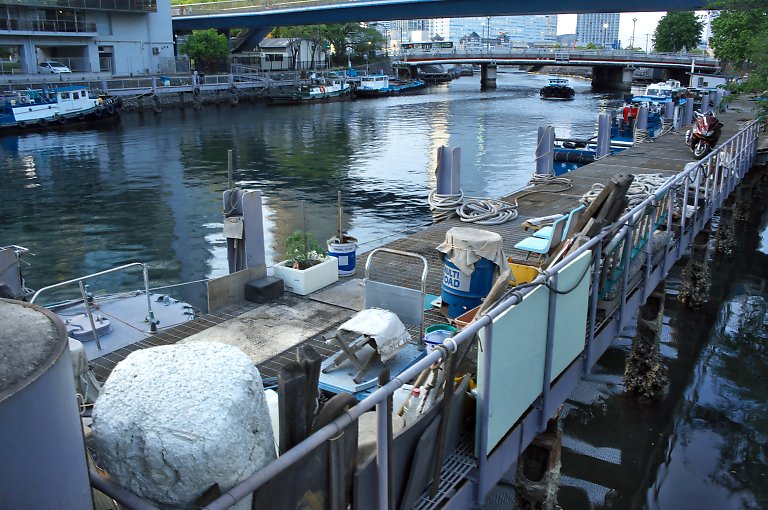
xmin=710 ymin=0 xmax=768 ymax=121
xmin=271 ymin=23 xmax=385 ymax=67
xmin=285 ymin=230 xmax=325 ymax=270
xmin=179 ymin=29 xmax=228 ymax=71
xmin=653 ymin=12 xmax=704 ymax=52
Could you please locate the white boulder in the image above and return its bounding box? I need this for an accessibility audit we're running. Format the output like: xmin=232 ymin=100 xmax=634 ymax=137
xmin=91 ymin=342 xmax=276 ymax=509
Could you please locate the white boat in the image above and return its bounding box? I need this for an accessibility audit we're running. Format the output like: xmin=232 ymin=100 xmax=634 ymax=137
xmin=0 ymin=86 xmax=120 ymax=132
xmin=644 ymin=79 xmax=689 ymax=98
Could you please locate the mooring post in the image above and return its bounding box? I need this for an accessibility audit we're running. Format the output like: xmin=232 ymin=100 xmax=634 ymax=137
xmin=701 ymin=92 xmax=710 ymax=112
xmin=623 ymin=282 xmax=668 ymax=398
xmin=535 ymin=126 xmax=555 ymax=175
xmin=636 ymin=106 xmax=648 ymax=131
xmin=435 ymin=146 xmax=461 ymax=195
xmin=683 ymin=96 xmax=694 ymax=125
xmin=596 ymin=113 xmax=610 ymax=159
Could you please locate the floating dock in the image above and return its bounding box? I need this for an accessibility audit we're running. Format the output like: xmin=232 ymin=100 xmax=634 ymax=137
xmin=87 ymin=101 xmax=763 ymax=510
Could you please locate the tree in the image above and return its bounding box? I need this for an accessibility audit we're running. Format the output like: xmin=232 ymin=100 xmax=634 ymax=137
xmin=710 ymin=0 xmax=768 ymax=120
xmin=653 ymin=12 xmax=704 ymax=52
xmin=179 ymin=29 xmax=228 ymax=71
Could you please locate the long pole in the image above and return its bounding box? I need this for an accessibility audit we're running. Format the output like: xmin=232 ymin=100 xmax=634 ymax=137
xmin=337 ymin=190 xmax=343 ymax=242
xmin=631 ymin=17 xmax=637 ymax=50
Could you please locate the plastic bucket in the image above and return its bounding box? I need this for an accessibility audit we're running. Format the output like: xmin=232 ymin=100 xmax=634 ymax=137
xmin=441 ymin=257 xmax=495 ymax=319
xmin=327 ymin=237 xmax=357 ymax=276
xmin=424 ymin=325 xmax=456 ymax=352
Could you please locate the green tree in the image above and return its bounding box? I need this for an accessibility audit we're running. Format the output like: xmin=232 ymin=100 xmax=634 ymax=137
xmin=179 ymin=29 xmax=228 ymax=71
xmin=710 ymin=0 xmax=768 ymax=120
xmin=653 ymin=12 xmax=704 ymax=52
xmin=271 ymin=25 xmax=328 ymax=69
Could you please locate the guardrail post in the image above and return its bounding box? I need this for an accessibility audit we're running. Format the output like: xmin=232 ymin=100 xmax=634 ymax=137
xmin=476 ymin=321 xmax=493 ymax=506
xmin=585 ymin=243 xmax=602 ymax=372
xmin=618 ymin=222 xmax=634 ymax=329
xmin=376 ymin=369 xmax=392 ymax=510
xmin=540 ymin=273 xmax=558 ymax=431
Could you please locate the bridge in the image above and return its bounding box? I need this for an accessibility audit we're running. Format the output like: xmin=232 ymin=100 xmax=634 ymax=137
xmin=394 ymin=48 xmax=719 ymax=89
xmin=171 ymin=0 xmax=710 ymax=54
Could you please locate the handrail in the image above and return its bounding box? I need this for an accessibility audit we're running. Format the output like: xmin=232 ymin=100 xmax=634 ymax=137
xmin=93 ymin=119 xmax=760 ymax=510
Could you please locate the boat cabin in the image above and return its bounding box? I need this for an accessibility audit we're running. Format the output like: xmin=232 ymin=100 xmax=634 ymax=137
xmin=547 ymin=78 xmax=569 ymax=86
xmin=359 ymin=75 xmax=390 ymax=91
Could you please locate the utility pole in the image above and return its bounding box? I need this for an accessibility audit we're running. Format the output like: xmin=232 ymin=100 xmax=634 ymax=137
xmin=631 ymin=17 xmax=637 ymax=50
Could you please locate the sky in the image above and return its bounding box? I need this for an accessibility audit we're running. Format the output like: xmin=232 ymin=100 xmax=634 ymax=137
xmin=558 ymin=12 xmax=666 ymax=50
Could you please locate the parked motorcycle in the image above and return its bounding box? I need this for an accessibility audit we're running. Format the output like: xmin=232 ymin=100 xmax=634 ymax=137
xmin=685 ymin=110 xmax=724 ymax=159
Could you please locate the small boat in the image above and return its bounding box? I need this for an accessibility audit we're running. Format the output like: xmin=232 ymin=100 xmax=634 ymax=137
xmin=0 ymin=244 xmax=195 ymax=362
xmin=644 ymin=79 xmax=689 ymax=99
xmin=270 ymin=77 xmax=352 ymax=104
xmin=0 ymin=86 xmax=120 ymax=134
xmin=540 ymin=78 xmax=575 ymax=100
xmin=354 ymin=75 xmax=426 ymax=98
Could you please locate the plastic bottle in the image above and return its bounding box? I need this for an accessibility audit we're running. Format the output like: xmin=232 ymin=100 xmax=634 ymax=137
xmin=402 ymin=387 xmax=423 ymax=427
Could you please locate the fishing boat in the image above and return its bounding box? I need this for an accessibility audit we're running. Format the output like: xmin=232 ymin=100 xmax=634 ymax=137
xmin=354 ymin=74 xmax=426 ymax=98
xmin=0 ymin=86 xmax=120 ymax=134
xmin=539 ymin=78 xmax=575 ymax=100
xmin=270 ymin=77 xmax=352 ymax=104
xmin=644 ymin=79 xmax=689 ymax=99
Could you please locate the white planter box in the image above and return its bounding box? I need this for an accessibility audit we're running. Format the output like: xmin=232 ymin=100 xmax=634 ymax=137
xmin=272 ymin=257 xmax=338 ymax=296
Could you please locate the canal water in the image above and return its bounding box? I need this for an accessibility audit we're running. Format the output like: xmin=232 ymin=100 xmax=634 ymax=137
xmin=2 ymin=70 xmax=767 ymax=509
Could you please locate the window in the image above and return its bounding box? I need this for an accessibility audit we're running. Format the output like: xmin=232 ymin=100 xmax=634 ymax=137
xmin=73 ymin=92 xmax=79 ymax=99
xmin=61 ymin=92 xmax=70 ymax=99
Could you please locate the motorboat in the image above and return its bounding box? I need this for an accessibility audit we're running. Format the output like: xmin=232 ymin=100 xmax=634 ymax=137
xmin=540 ymin=78 xmax=575 ymax=100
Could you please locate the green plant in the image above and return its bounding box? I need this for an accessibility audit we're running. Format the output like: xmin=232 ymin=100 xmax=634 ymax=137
xmin=285 ymin=230 xmax=326 ymax=270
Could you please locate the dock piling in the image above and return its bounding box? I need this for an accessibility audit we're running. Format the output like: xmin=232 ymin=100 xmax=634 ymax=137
xmin=596 ymin=113 xmax=610 ymax=158
xmin=679 ymin=227 xmax=712 ymax=308
xmin=536 ymin=126 xmax=555 ymax=175
xmin=624 ymin=282 xmax=668 ymax=398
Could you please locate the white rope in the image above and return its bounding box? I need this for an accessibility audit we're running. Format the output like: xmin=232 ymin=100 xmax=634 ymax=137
xmin=456 ymin=198 xmax=519 ymax=225
xmin=580 ymin=173 xmax=669 ymax=211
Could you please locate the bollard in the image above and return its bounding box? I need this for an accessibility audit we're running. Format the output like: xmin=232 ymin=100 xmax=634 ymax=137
xmin=535 ymin=126 xmax=555 ymax=175
xmin=701 ymin=93 xmax=710 ymax=113
xmin=636 ymin=106 xmax=648 ymax=131
xmin=435 ymin=146 xmax=461 ymax=195
xmin=712 ymin=90 xmax=722 ymax=110
xmin=596 ymin=114 xmax=610 ymax=159
xmin=663 ymin=99 xmax=675 ymax=122
xmin=683 ymin=96 xmax=694 ymax=125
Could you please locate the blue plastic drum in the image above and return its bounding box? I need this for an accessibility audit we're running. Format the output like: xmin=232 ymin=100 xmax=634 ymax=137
xmin=441 ymin=257 xmax=495 ymax=318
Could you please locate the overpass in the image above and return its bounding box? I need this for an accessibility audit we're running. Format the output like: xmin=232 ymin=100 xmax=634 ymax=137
xmin=394 ymin=48 xmax=719 ymax=89
xmin=172 ymin=0 xmax=710 ymax=53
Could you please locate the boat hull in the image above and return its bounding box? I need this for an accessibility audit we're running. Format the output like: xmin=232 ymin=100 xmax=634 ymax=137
xmin=540 ymin=86 xmax=575 ymax=100
xmin=354 ymin=81 xmax=426 ymax=99
xmin=0 ymin=97 xmax=121 ymax=135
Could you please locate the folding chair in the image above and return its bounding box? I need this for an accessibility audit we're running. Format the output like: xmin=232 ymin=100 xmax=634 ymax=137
xmin=514 ymin=213 xmax=568 ymax=259
xmin=533 ymin=204 xmax=586 ymax=242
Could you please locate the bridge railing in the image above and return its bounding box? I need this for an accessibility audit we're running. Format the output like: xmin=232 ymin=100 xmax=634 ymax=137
xmin=171 ymin=0 xmax=363 ymax=16
xmin=397 ymin=48 xmax=718 ymax=66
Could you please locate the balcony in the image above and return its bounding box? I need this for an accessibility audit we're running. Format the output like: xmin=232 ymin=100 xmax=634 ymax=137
xmin=0 ymin=17 xmax=97 ymax=34
xmin=1 ymin=0 xmax=156 ymax=13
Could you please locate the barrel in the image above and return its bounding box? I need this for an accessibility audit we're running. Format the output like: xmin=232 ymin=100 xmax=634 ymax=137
xmin=327 ymin=237 xmax=357 ymax=276
xmin=441 ymin=257 xmax=495 ymax=318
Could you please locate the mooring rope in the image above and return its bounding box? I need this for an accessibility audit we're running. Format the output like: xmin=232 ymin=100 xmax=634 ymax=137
xmin=580 ymin=173 xmax=669 ymax=210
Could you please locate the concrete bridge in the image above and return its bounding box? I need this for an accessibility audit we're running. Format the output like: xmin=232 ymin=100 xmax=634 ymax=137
xmin=172 ymin=0 xmax=710 ymax=54
xmin=394 ymin=49 xmax=719 ymax=90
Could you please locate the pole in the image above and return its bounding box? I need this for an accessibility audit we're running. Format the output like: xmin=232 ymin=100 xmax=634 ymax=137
xmin=337 ymin=190 xmax=343 ymax=242
xmin=631 ymin=18 xmax=637 ymax=50
xmin=227 ymin=149 xmax=233 ymax=190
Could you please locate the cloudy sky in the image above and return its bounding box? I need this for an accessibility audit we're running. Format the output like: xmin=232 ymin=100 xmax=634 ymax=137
xmin=558 ymin=12 xmax=666 ymax=50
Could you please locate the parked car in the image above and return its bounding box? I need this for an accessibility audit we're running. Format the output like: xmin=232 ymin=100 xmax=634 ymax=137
xmin=38 ymin=61 xmax=72 ymax=74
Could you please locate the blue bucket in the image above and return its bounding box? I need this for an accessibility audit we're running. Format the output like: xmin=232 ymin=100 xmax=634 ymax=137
xmin=327 ymin=238 xmax=357 ymax=276
xmin=441 ymin=257 xmax=495 ymax=318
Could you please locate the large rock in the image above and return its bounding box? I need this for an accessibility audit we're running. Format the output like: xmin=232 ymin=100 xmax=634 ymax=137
xmin=91 ymin=342 xmax=275 ymax=509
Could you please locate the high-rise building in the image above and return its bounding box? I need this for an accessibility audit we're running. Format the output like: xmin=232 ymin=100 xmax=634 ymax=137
xmin=386 ymin=15 xmax=557 ymax=46
xmin=575 ymin=13 xmax=620 ymax=49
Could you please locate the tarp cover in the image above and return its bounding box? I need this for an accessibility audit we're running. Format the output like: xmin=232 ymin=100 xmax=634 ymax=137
xmin=436 ymin=227 xmax=506 ymax=276
xmin=338 ymin=308 xmax=411 ymax=362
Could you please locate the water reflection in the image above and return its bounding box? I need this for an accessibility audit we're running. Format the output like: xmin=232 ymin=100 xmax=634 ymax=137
xmin=1 ymin=71 xmax=615 ymax=306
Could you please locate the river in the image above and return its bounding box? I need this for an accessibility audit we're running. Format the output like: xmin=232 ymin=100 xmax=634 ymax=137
xmin=2 ymin=70 xmax=766 ymax=509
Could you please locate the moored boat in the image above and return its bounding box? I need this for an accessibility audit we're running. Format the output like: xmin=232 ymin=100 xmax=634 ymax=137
xmin=354 ymin=74 xmax=426 ymax=98
xmin=270 ymin=77 xmax=352 ymax=104
xmin=540 ymin=78 xmax=575 ymax=100
xmin=0 ymin=86 xmax=120 ymax=134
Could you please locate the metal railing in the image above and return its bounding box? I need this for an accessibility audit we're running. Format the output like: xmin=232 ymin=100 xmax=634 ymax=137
xmin=10 ymin=0 xmax=156 ymax=12
xmin=30 ymin=262 xmax=157 ymax=352
xmin=91 ymin=119 xmax=760 ymax=510
xmin=0 ymin=17 xmax=97 ymax=32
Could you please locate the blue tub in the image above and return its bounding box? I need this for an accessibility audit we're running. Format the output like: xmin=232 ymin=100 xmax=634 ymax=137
xmin=441 ymin=257 xmax=495 ymax=318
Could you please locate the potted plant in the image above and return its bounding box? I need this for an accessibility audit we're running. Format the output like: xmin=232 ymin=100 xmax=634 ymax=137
xmin=273 ymin=230 xmax=338 ymax=295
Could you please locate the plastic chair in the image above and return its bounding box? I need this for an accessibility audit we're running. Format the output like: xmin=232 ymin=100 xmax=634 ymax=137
xmin=533 ymin=204 xmax=586 ymax=242
xmin=514 ymin=213 xmax=568 ymax=257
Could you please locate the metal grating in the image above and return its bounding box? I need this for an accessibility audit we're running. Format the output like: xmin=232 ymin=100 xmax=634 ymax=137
xmin=412 ymin=436 xmax=477 ymax=510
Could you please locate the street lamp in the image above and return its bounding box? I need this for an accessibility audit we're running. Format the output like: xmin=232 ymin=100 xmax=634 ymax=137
xmin=645 ymin=33 xmax=651 ymax=54
xmin=631 ymin=17 xmax=637 ymax=51
xmin=602 ymin=22 xmax=608 ymax=49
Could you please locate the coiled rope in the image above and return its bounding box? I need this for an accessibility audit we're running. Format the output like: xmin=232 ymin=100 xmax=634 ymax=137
xmin=428 ymin=172 xmax=573 ymax=225
xmin=580 ymin=173 xmax=669 ymax=210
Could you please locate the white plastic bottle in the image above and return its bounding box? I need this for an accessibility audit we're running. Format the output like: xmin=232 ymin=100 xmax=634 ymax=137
xmin=402 ymin=387 xmax=423 ymax=427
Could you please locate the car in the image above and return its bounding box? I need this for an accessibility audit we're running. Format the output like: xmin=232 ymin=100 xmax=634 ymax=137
xmin=38 ymin=61 xmax=72 ymax=74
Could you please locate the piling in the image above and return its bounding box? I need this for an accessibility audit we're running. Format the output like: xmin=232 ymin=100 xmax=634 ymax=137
xmin=535 ymin=127 xmax=555 ymax=175
xmin=623 ymin=283 xmax=668 ymax=399
xmin=595 ymin=114 xmax=610 ymax=159
xmin=678 ymin=227 xmax=711 ymax=308
xmin=713 ymin=197 xmax=736 ymax=255
xmin=513 ymin=418 xmax=562 ymax=509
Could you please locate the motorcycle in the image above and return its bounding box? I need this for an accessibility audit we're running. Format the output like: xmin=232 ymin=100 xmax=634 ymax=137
xmin=685 ymin=110 xmax=724 ymax=159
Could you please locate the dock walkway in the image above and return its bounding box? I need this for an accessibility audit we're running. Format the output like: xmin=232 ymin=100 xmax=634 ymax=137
xmin=88 ymin=101 xmax=763 ymax=510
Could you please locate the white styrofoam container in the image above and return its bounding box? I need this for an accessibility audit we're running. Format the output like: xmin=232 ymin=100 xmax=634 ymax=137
xmin=272 ymin=256 xmax=338 ymax=295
